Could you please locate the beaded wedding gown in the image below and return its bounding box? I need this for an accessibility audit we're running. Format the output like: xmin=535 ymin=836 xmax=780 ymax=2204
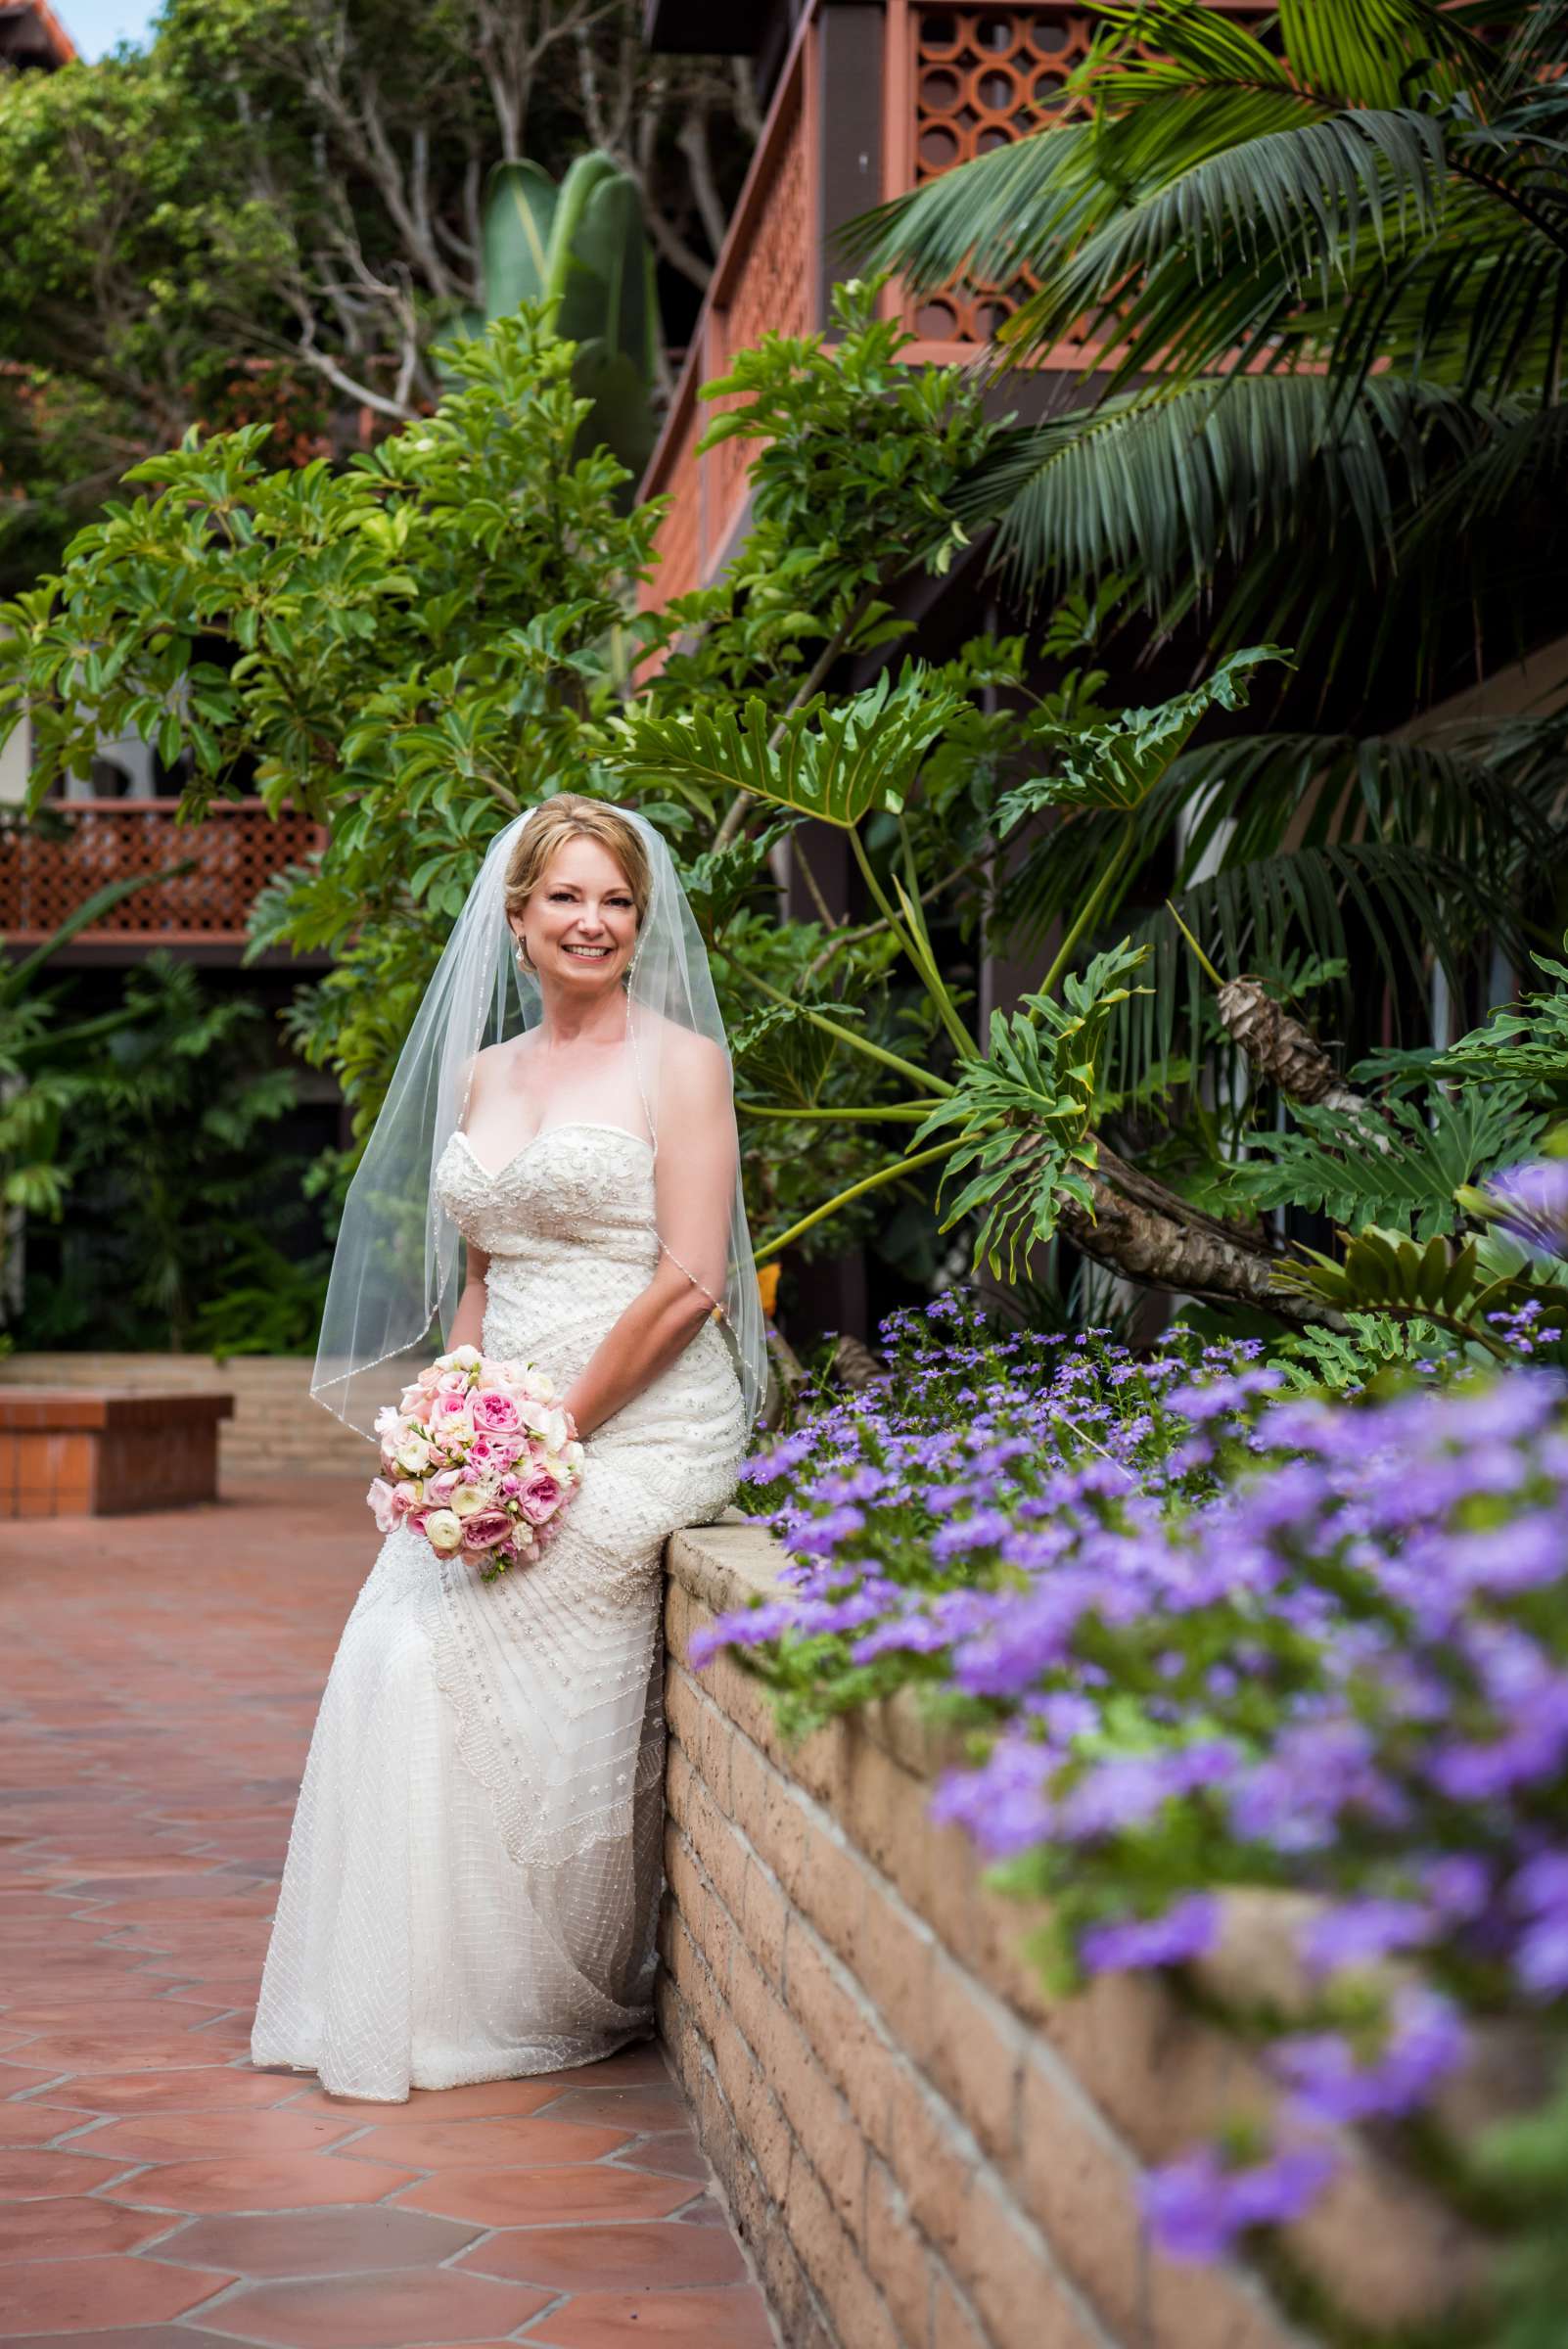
xmin=252 ymin=1122 xmax=747 ymax=2101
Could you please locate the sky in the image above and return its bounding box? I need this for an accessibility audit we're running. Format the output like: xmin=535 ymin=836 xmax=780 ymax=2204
xmin=55 ymin=0 xmax=161 ymax=62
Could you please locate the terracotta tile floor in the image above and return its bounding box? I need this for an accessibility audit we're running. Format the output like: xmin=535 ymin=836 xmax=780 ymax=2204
xmin=0 ymin=1480 xmax=775 ymax=2347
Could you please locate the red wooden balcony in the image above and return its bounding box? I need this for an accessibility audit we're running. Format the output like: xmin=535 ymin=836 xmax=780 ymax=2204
xmin=639 ymin=0 xmax=1261 ymax=612
xmin=0 ymin=799 xmax=327 ymax=959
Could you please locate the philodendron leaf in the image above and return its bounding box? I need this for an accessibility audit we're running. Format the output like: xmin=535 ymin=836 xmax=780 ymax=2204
xmin=998 ymin=645 xmax=1289 ymax=825
xmin=605 ymin=662 xmax=965 ymax=829
xmin=911 ymin=937 xmax=1151 ymax=1278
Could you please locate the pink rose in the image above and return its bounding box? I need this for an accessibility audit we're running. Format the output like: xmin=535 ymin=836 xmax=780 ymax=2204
xmin=425 ymin=1467 xmax=463 ymax=1507
xmin=431 ymin=1393 xmax=474 ymax=1439
xmin=471 ymin=1387 xmax=523 ymax=1433
xmin=517 ymin=1472 xmax=565 ymax=1528
xmin=367 ymin=1477 xmax=399 ymax=1533
xmin=458 ymin=1509 xmax=513 ymax=1552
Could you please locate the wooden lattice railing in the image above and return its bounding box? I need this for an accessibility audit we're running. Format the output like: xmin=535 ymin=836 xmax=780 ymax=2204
xmin=0 ymin=800 xmax=326 ymax=948
xmin=639 ymin=0 xmax=1262 ymax=603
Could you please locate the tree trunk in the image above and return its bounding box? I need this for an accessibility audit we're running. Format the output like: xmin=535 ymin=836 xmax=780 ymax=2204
xmin=1061 ymin=1143 xmax=1336 ymax=1330
xmin=1217 ymin=977 xmax=1378 ymax=1123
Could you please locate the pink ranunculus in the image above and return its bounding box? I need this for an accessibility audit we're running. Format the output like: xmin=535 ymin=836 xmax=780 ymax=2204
xmin=435 ymin=1366 xmax=470 ymax=1396
xmin=425 ymin=1467 xmax=463 ymax=1507
xmin=368 ymin=1477 xmax=399 ymax=1534
xmin=471 ymin=1387 xmax=523 ymax=1433
xmin=517 ymin=1472 xmax=565 ymax=1528
xmin=458 ymin=1509 xmax=513 ymax=1552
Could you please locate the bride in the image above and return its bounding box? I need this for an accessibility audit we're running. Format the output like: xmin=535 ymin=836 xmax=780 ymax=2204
xmin=252 ymin=796 xmax=764 ymax=2101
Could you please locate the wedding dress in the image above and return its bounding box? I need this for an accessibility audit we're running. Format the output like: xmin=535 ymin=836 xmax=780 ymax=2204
xmin=251 ymin=1121 xmax=747 ymax=2101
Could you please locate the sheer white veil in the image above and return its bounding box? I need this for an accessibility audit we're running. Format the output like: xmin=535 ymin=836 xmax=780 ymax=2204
xmin=311 ymin=803 xmax=765 ymax=1437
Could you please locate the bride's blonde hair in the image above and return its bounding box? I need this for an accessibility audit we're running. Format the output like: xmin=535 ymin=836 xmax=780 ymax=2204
xmin=503 ymin=796 xmax=652 ymax=928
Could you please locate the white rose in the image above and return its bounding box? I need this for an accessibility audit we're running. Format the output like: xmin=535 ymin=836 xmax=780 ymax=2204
xmin=441 ymin=1344 xmax=483 ymax=1370
xmin=424 ymin=1508 xmax=463 ymax=1554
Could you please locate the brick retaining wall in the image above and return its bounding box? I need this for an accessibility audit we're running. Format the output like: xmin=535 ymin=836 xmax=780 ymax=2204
xmin=660 ymin=1521 xmax=1489 ymax=2349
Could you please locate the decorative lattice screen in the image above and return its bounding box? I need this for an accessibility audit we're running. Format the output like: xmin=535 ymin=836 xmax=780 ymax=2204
xmin=2 ymin=801 xmax=326 ymax=945
xmin=908 ymin=6 xmax=1099 ymax=345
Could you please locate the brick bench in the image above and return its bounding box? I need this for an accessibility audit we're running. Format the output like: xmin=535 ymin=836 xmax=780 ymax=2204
xmin=0 ymin=1391 xmax=235 ymax=1518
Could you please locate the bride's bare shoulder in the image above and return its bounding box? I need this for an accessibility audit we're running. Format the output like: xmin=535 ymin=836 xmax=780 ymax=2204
xmin=461 ymin=1034 xmax=539 ymax=1112
xmin=649 ymin=1018 xmax=729 ymax=1103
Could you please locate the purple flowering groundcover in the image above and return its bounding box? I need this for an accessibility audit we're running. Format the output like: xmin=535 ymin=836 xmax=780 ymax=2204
xmin=694 ymin=1296 xmax=1568 ymax=2289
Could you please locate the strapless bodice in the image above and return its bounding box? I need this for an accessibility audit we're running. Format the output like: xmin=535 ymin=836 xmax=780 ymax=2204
xmin=434 ymin=1122 xmax=658 ymax=1270
xmin=432 ymin=1122 xmax=745 ymax=1448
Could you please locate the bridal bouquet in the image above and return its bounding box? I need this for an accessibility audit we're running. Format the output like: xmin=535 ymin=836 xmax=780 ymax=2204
xmin=366 ymin=1345 xmax=585 ymax=1581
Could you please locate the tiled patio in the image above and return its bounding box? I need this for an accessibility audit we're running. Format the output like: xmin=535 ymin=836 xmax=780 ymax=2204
xmin=0 ymin=1479 xmax=774 ymax=2346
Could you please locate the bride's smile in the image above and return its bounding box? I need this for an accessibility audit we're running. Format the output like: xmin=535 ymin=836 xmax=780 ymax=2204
xmin=512 ymin=834 xmax=639 ymax=995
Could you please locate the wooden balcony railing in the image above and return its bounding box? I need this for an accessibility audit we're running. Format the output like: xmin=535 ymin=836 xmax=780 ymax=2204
xmin=0 ymin=799 xmax=327 ymax=951
xmin=639 ymin=0 xmax=1266 ymax=611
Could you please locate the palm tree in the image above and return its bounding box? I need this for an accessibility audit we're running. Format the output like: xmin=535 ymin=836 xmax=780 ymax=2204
xmin=855 ymin=0 xmax=1568 ymax=1081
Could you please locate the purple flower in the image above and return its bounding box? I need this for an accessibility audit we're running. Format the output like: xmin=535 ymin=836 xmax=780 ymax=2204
xmin=1486 ymin=1158 xmax=1568 ymax=1255
xmin=1144 ymin=2141 xmax=1337 ymax=2262
xmin=1514 ymin=1915 xmax=1568 ymax=1999
xmin=1274 ymin=1990 xmax=1465 ymax=2124
xmin=1301 ymin=1898 xmax=1438 ymax=1979
xmin=1081 ymin=1894 xmax=1219 ymax=1975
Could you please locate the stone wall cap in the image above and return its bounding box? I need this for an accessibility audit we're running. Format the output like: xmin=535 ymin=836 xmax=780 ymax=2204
xmin=0 ymin=1390 xmax=236 ymax=1430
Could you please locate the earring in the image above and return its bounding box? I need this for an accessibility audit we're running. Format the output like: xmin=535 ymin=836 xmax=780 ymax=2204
xmin=515 ymin=935 xmax=534 ymax=972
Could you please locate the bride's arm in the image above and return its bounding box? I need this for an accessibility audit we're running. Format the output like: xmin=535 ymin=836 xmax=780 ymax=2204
xmin=561 ymin=1039 xmax=736 ymax=1440
xmin=447 ymin=1242 xmax=491 ymax=1353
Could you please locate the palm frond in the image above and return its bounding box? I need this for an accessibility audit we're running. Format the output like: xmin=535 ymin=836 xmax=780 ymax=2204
xmin=954 ymin=376 xmax=1473 ymax=611
xmin=843 ymin=120 xmax=1109 ymax=292
xmin=1272 ymin=0 xmax=1495 ymax=108
xmin=1000 ymin=108 xmax=1454 ymax=381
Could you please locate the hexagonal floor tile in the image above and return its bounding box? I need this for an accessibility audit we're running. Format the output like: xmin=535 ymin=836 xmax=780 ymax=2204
xmin=286 ymin=2078 xmax=564 ymax=2123
xmin=7 ymin=2028 xmax=247 ymax=2073
xmin=522 ymin=2288 xmax=776 ymax=2346
xmin=612 ymin=2133 xmax=709 ymax=2182
xmin=0 ymin=2145 xmax=130 ymax=2198
xmin=536 ymin=2086 xmax=686 ymax=2132
xmin=149 ymin=2206 xmax=484 ymax=2279
xmin=0 ymin=2195 xmax=176 ymax=2262
xmin=395 ymin=2167 xmax=696 ymax=2228
xmin=198 ymin=2268 xmax=552 ymax=2347
xmin=79 ymin=2108 xmax=363 ymax=2163
xmin=457 ymin=2219 xmax=747 ymax=2291
xmin=0 ymin=2253 xmax=235 ymax=2334
xmin=34 ymin=2069 xmax=300 ymax=2114
xmin=106 ymin=2151 xmax=417 ymax=2212
xmin=339 ymin=2116 xmax=631 ymax=2169
xmin=0 ymin=2102 xmax=95 ymax=2147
